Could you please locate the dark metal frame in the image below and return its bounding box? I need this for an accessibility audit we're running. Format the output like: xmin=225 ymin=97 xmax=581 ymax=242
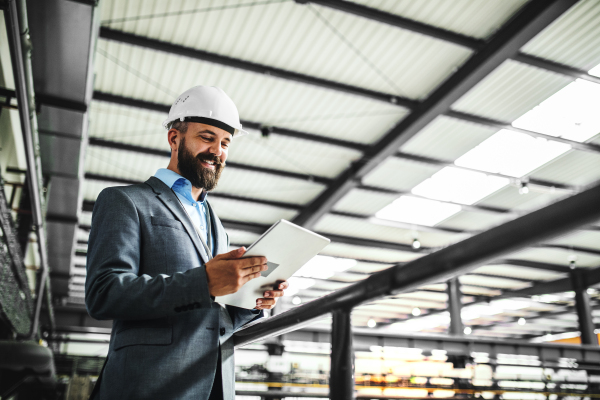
xmin=232 ymin=181 xmax=600 ymax=396
xmin=3 ymin=0 xmax=54 ymax=338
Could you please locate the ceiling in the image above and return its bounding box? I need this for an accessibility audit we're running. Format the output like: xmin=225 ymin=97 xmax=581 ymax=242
xmin=40 ymin=0 xmax=600 ymax=343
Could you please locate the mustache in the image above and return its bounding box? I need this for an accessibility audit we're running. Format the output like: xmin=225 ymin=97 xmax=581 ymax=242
xmin=195 ymin=153 xmax=224 ymax=166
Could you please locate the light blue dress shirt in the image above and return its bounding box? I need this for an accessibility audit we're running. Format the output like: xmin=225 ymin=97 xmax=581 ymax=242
xmin=154 ymin=168 xmax=214 ymax=254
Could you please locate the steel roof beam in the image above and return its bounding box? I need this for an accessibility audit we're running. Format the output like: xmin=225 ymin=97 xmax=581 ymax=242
xmin=92 ymin=91 xmax=366 ymax=152
xmin=98 ymin=28 xmax=416 ymax=110
xmin=87 ymin=137 xmax=332 ymax=185
xmin=291 ymin=0 xmax=577 ymax=229
xmin=446 ymin=110 xmax=600 ymax=155
xmin=296 ymin=0 xmax=485 ymax=50
xmin=305 ymin=1 xmax=598 ymax=85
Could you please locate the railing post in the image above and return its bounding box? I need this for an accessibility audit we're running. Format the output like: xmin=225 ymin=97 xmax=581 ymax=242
xmin=330 ymin=308 xmax=355 ymax=400
xmin=447 ymin=277 xmax=464 ymax=335
xmin=570 ymin=269 xmax=598 ymax=346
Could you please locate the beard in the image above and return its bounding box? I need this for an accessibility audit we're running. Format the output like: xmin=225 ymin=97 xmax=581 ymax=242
xmin=177 ymin=137 xmax=224 ymax=191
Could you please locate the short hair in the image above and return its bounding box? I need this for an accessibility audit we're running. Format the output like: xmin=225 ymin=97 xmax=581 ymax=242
xmin=168 ymin=120 xmax=188 ymax=133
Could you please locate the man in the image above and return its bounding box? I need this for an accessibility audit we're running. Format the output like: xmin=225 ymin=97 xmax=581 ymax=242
xmin=85 ymin=86 xmax=287 ymax=400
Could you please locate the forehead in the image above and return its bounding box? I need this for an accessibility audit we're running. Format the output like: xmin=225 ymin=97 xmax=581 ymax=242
xmin=187 ymin=122 xmax=233 ymax=141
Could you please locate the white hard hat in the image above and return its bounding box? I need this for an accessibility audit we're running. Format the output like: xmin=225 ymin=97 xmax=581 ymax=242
xmin=163 ymin=86 xmax=248 ymax=138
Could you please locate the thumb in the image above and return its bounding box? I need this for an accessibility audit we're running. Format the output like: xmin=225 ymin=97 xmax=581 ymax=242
xmin=221 ymin=246 xmax=245 ymax=259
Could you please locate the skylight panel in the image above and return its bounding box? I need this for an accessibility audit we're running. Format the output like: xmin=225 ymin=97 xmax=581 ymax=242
xmin=411 ymin=167 xmax=509 ymax=205
xmin=589 ymin=64 xmax=600 ymax=78
xmin=512 ymin=79 xmax=600 ymax=143
xmin=294 ymin=255 xmax=357 ymax=280
xmin=284 ymin=277 xmax=315 ymax=297
xmin=454 ymin=129 xmax=571 ymax=178
xmin=375 ymin=195 xmax=461 ymax=227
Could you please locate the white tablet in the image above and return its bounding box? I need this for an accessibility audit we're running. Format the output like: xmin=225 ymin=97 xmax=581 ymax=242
xmin=216 ymin=219 xmax=330 ymax=309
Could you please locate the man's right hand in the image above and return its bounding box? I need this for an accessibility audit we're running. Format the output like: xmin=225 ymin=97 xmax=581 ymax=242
xmin=205 ymin=247 xmax=267 ymax=297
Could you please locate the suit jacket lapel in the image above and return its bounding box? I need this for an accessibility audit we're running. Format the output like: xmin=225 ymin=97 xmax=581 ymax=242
xmin=206 ymin=200 xmax=227 ymax=255
xmin=145 ymin=176 xmax=211 ymax=263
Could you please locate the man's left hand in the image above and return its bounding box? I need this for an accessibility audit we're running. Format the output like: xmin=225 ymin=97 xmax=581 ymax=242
xmin=255 ymin=280 xmax=289 ymax=310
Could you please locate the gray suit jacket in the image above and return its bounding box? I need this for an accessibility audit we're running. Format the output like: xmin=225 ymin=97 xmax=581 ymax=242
xmin=85 ymin=176 xmax=262 ymax=400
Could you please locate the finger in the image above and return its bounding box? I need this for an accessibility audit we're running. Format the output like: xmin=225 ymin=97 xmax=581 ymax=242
xmin=240 ymin=263 xmax=268 ymax=277
xmin=241 ymin=271 xmax=262 ymax=285
xmin=217 ymin=247 xmax=245 ymax=260
xmin=256 ymin=298 xmax=276 ymax=308
xmin=263 ymin=290 xmax=284 ymax=298
xmin=238 ymin=256 xmax=268 ymax=271
xmin=275 ymin=280 xmax=289 ymax=290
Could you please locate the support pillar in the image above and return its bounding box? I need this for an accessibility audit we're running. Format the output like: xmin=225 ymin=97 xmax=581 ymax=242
xmin=447 ymin=278 xmax=464 ymax=335
xmin=330 ymin=308 xmax=354 ymax=400
xmin=570 ymin=269 xmax=598 ymax=346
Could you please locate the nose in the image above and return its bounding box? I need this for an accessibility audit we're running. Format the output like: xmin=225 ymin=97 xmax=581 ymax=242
xmin=208 ymin=141 xmax=222 ymax=157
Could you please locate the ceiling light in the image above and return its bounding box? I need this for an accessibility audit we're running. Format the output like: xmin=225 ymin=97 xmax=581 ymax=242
xmin=367 ymin=318 xmax=377 ymax=328
xmin=454 ymin=129 xmax=570 ymax=178
xmin=518 ymin=182 xmax=529 ymax=195
xmin=412 ymin=238 xmax=421 ymax=249
xmin=375 ymin=195 xmax=461 ymax=226
xmin=292 ymin=296 xmax=302 ymax=305
xmin=512 ymin=79 xmax=600 ymax=143
xmin=518 ymin=318 xmax=526 ymax=326
xmin=412 ymin=167 xmax=509 ymax=205
xmin=464 ymin=327 xmax=472 ymax=335
xmin=412 ymin=307 xmax=421 ymax=316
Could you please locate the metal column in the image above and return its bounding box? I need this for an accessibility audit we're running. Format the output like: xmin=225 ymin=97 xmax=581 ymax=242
xmin=447 ymin=277 xmax=464 ymax=335
xmin=570 ymin=269 xmax=598 ymax=346
xmin=330 ymin=308 xmax=354 ymax=400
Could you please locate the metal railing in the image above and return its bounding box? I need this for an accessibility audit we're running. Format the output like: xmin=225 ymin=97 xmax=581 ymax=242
xmin=234 ymin=180 xmax=600 ymax=399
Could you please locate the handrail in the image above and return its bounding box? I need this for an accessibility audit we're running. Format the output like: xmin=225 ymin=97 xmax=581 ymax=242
xmin=234 ymin=181 xmax=600 ymax=347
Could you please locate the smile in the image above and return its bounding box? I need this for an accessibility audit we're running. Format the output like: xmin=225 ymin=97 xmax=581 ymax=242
xmin=200 ymin=160 xmax=216 ymax=169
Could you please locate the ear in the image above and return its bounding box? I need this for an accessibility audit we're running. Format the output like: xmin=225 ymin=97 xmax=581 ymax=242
xmin=167 ymin=128 xmax=180 ymax=152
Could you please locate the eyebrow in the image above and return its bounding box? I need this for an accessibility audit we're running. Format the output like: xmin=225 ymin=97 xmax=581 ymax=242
xmin=197 ymin=129 xmax=231 ymax=143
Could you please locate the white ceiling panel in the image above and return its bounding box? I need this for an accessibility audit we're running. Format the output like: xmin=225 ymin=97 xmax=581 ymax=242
xmin=476 ymin=184 xmax=566 ymax=212
xmin=451 ymin=60 xmax=573 ymax=122
xmin=332 ymin=188 xmax=398 ymax=215
xmin=459 ymin=275 xmax=531 ymax=290
xmin=436 ymin=210 xmax=512 ymax=231
xmin=208 ymin=197 xmax=298 ymax=225
xmin=95 ymin=40 xmax=408 ymax=144
xmin=400 ymin=115 xmax=498 ymax=161
xmin=509 ymin=247 xmax=600 ymax=268
xmin=529 ymin=150 xmax=600 ymax=188
xmin=100 ymin=0 xmax=472 ymax=100
xmin=348 ymin=261 xmax=394 ymax=274
xmin=362 ymin=157 xmax=442 ymax=192
xmin=315 ymin=214 xmax=467 ymax=248
xmin=320 ymin=242 xmax=422 ymax=264
xmin=521 ymin=0 xmax=600 ymax=71
xmin=549 ymin=230 xmax=600 ymax=250
xmin=350 ymin=0 xmax=528 ymax=40
xmin=474 ymin=264 xmax=565 ymax=282
xmin=85 ymin=145 xmax=166 ymax=182
xmin=82 ymin=179 xmax=125 ymax=202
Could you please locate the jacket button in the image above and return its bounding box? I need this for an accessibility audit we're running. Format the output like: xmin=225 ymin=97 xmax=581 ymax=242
xmin=220 ymin=327 xmax=226 ymax=336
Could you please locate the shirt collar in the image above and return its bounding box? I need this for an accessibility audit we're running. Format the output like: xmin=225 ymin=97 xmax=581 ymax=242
xmin=154 ymin=168 xmax=208 ymax=203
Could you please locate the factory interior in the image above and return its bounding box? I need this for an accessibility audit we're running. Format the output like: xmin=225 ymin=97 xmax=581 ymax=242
xmin=1 ymin=0 xmax=600 ymax=399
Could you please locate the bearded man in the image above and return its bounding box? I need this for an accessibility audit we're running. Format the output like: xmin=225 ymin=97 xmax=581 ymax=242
xmin=85 ymin=86 xmax=287 ymax=400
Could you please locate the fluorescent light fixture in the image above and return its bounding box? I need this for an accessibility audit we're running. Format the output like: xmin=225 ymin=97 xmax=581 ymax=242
xmin=390 ymin=313 xmax=450 ymax=332
xmin=283 ymin=277 xmax=315 ymax=297
xmin=412 ymin=167 xmax=509 ymax=205
xmin=294 ymin=255 xmax=357 ymax=279
xmin=513 ymin=79 xmax=600 ymax=143
xmin=375 ymin=195 xmax=461 ymax=226
xmin=455 ymin=129 xmax=571 ymax=178
xmin=461 ymin=304 xmax=503 ymax=320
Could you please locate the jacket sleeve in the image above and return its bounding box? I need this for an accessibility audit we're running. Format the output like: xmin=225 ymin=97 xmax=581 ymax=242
xmin=85 ymin=187 xmax=212 ymax=321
